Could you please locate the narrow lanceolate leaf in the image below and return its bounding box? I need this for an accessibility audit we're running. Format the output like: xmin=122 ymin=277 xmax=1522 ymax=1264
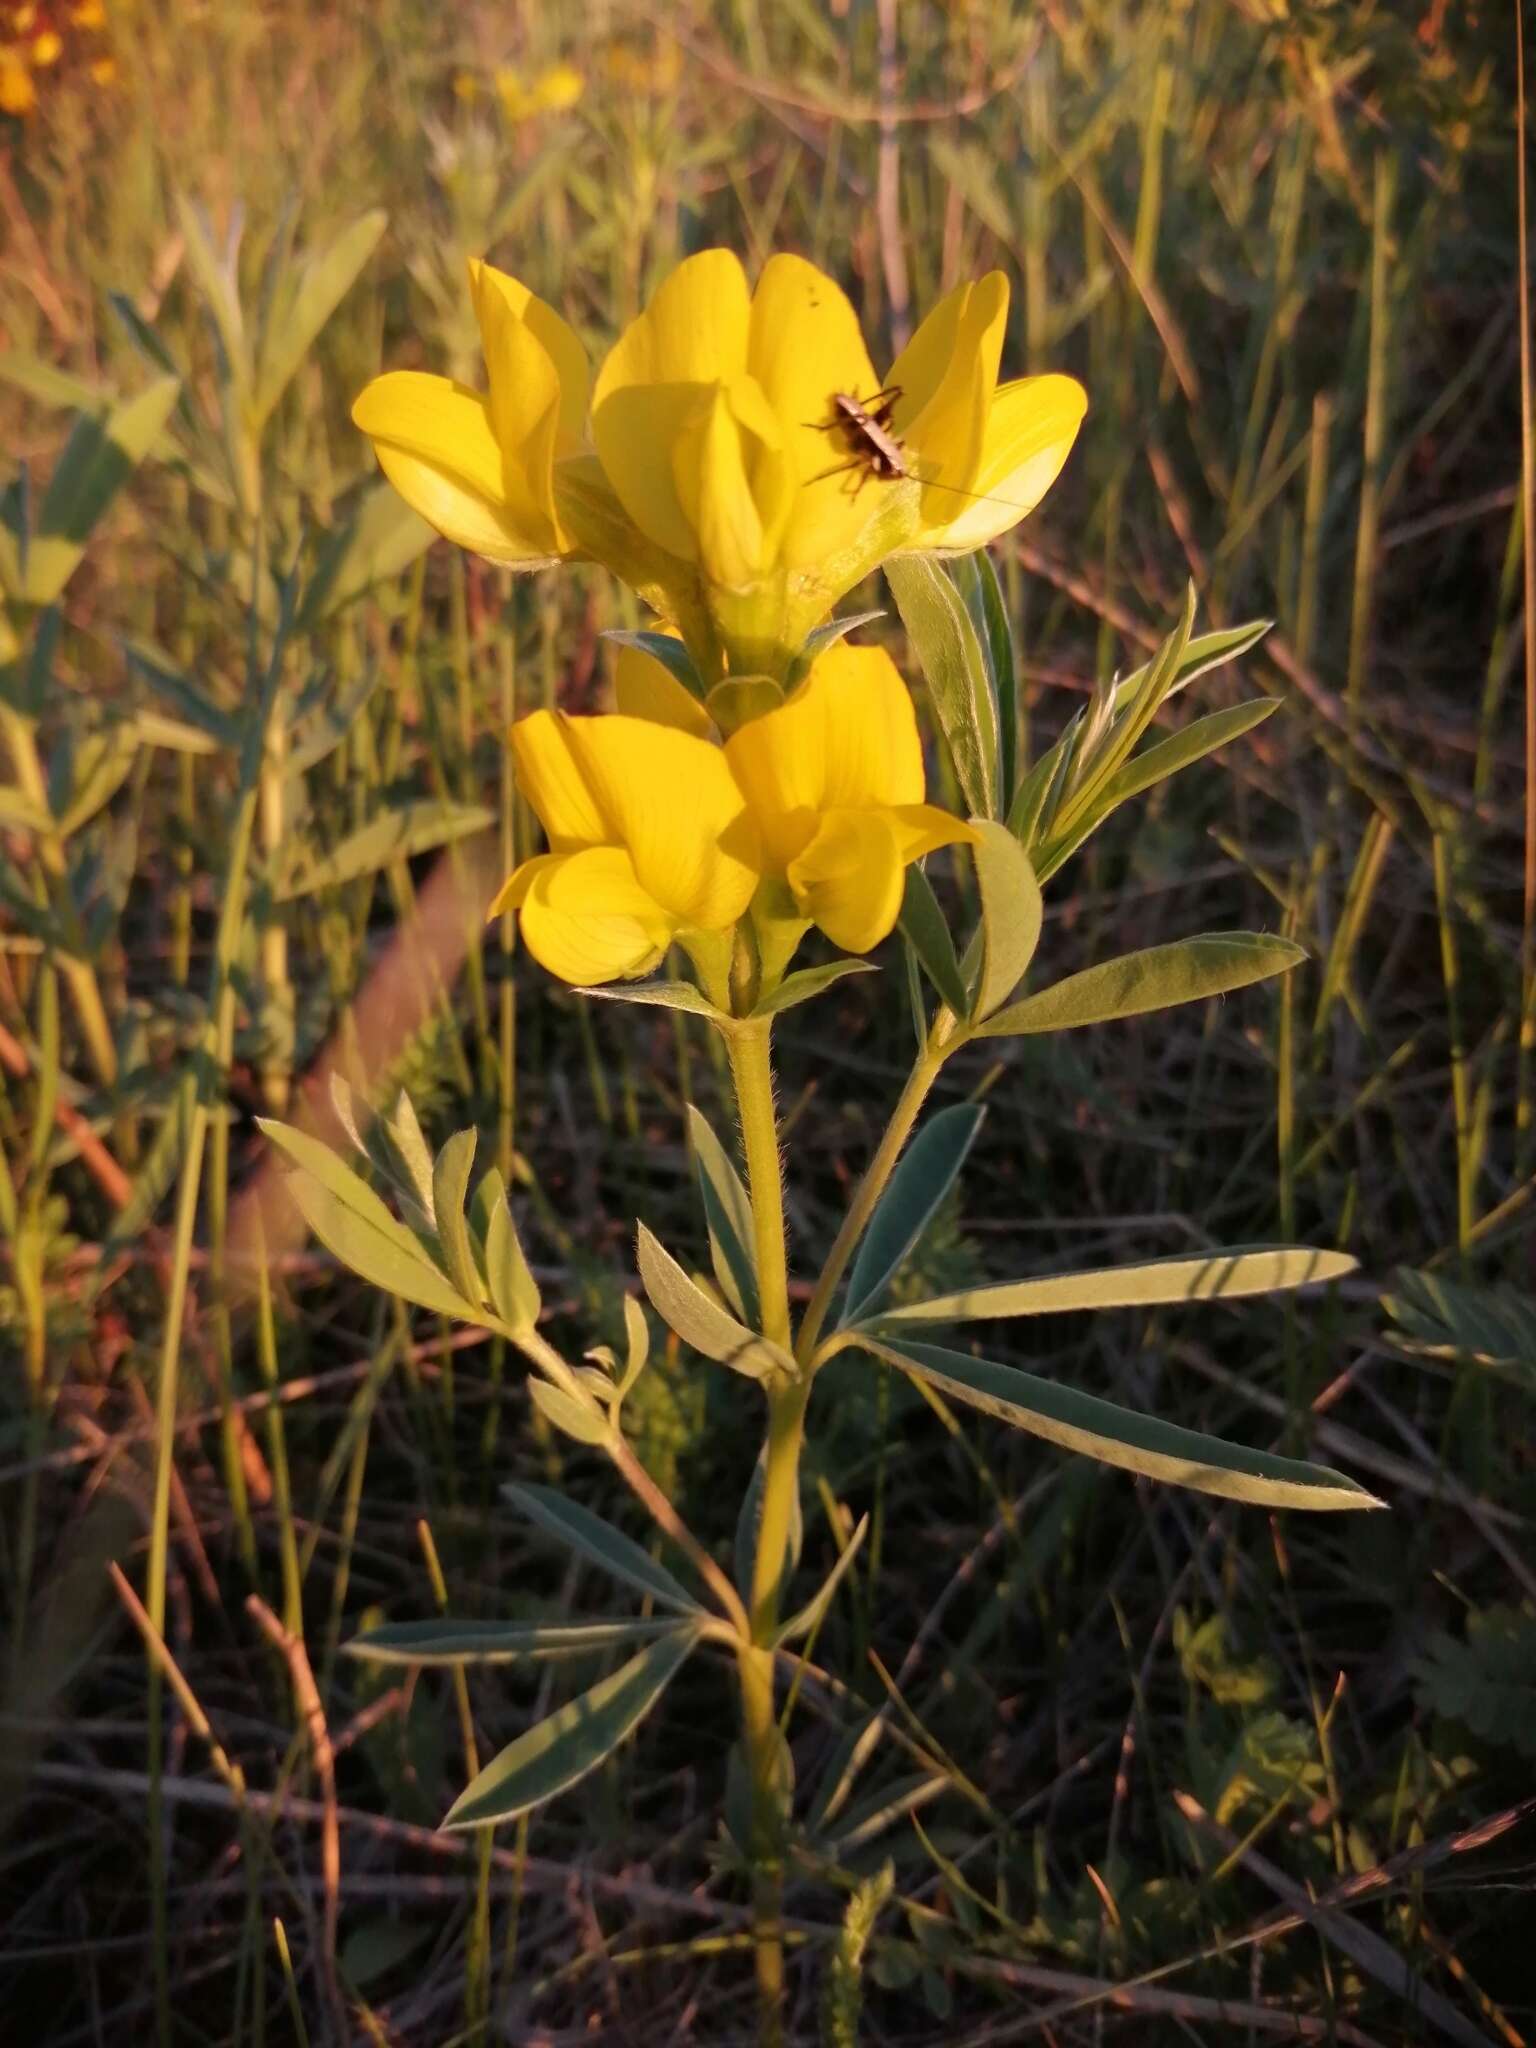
xmin=751 ymin=959 xmax=877 ymax=1018
xmin=885 ymin=554 xmax=999 ymax=819
xmin=854 ymin=1335 xmax=1383 ymax=1511
xmin=484 ymin=1191 xmax=540 ymax=1332
xmin=872 ymin=1246 xmax=1358 ymax=1329
xmin=687 ymin=1104 xmax=759 ymax=1327
xmin=969 ymin=821 xmax=1043 ymax=1021
xmin=277 ymin=800 xmax=493 ymax=900
xmin=432 ymin=1129 xmax=485 ymax=1307
xmin=503 ymin=1482 xmax=705 ymax=1616
xmin=576 ymin=979 xmax=723 ymax=1018
xmin=346 ymin=1616 xmax=684 ymax=1667
xmin=788 ymin=609 xmax=886 ymax=686
xmin=636 ymin=1223 xmax=795 ymax=1380
xmin=24 ymin=377 xmax=181 ymax=606
xmin=1111 ymin=618 xmax=1273 ymax=715
xmin=978 ymin=934 xmax=1305 ymax=1038
xmin=257 ymin=1120 xmax=468 ymax=1320
xmin=441 ymin=1628 xmax=699 ymax=1832
xmin=899 ymin=865 xmax=969 ymax=1019
xmin=528 ymin=1376 xmax=612 ymax=1446
xmin=774 ymin=1514 xmax=870 ymax=1649
xmin=601 ymin=629 xmax=707 ymax=701
xmin=840 ymin=1104 xmax=986 ymax=1328
xmin=952 ymin=549 xmax=1018 ymax=811
xmin=252 ymin=209 xmax=387 ymax=426
xmin=300 ymin=481 xmax=435 ymax=625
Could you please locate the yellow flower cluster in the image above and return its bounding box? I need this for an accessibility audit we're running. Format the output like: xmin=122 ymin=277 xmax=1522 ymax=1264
xmin=0 ymin=0 xmax=111 ymax=116
xmin=354 ymin=248 xmax=1085 ymax=682
xmin=354 ymin=248 xmax=1086 ymax=994
xmin=490 ymin=639 xmax=972 ymax=986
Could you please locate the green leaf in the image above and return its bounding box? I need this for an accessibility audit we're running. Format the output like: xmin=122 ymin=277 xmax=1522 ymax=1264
xmin=528 ymin=1376 xmax=612 ymax=1446
xmin=787 ymin=608 xmax=886 ymax=686
xmin=484 ymin=1189 xmax=540 ymax=1332
xmin=978 ymin=933 xmax=1305 ymax=1037
xmin=751 ymin=958 xmax=877 ymax=1017
xmin=346 ymin=1616 xmax=683 ymax=1666
xmin=301 ymin=483 xmax=435 ymax=625
xmin=0 ymin=785 xmax=53 ymax=835
xmin=1111 ymin=618 xmax=1272 ymax=715
xmin=734 ymin=1439 xmax=804 ymax=1593
xmin=125 ymin=639 xmax=241 ymax=749
xmin=952 ymin=550 xmax=1017 ymax=810
xmin=576 ymin=978 xmax=723 ymax=1018
xmin=885 ymin=554 xmax=998 ymax=819
xmin=24 ymin=377 xmax=181 ymax=606
xmin=441 ymin=1628 xmax=698 ymax=1831
xmin=602 ymin=629 xmax=708 ymax=701
xmin=687 ymin=1104 xmax=759 ymax=1327
xmin=636 ymin=1222 xmax=795 ymax=1379
xmin=854 ymin=1335 xmax=1383 ymax=1511
xmin=432 ymin=1129 xmax=484 ymax=1307
xmin=252 ymin=209 xmax=387 ymax=427
xmin=277 ymin=800 xmax=493 ymax=900
xmin=898 ymin=865 xmax=969 ymax=1018
xmin=503 ymin=1482 xmax=705 ymax=1616
xmin=969 ymin=821 xmax=1042 ymax=1020
xmin=873 ymin=1246 xmax=1357 ymax=1329
xmin=774 ymin=1514 xmax=869 ymax=1649
xmin=841 ymin=1104 xmax=986 ymax=1327
xmin=614 ymin=1294 xmax=651 ymax=1400
xmin=257 ymin=1118 xmax=468 ymax=1320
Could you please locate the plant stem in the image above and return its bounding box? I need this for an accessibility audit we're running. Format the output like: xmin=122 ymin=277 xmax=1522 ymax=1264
xmin=727 ymin=1018 xmax=791 ymax=1347
xmin=796 ymin=1025 xmax=955 ymax=1367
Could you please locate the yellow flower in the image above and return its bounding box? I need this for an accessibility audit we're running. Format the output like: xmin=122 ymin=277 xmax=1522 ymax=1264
xmin=495 ymin=61 xmax=583 ymax=122
xmin=30 ymin=27 xmax=60 ymax=64
xmin=352 ymin=259 xmax=589 ymax=568
xmin=881 ymin=273 xmax=1088 ymax=552
xmin=0 ymin=52 xmax=35 ymax=113
xmin=489 ymin=709 xmax=760 ymax=985
xmin=724 ymin=642 xmax=973 ymax=954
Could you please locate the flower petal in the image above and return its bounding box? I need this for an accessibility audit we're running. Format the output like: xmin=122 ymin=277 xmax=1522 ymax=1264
xmin=889 ymin=273 xmax=1009 ymax=513
xmin=670 ymin=376 xmax=790 ymax=588
xmin=517 ymin=847 xmax=671 ymax=984
xmin=726 ymin=641 xmax=926 ymax=866
xmin=595 ymin=248 xmax=751 ymax=395
xmin=888 ymin=802 xmax=977 ymax=861
xmin=468 ymin=260 xmax=591 ymax=453
xmin=563 ymin=715 xmax=761 ymax=928
xmin=747 ymin=253 xmax=883 ymax=566
xmin=918 ymin=372 xmax=1087 ymax=549
xmin=613 ymin=642 xmax=714 ymax=738
xmin=354 ymin=372 xmax=558 ymax=565
xmin=786 ymin=807 xmax=906 ymax=954
xmin=510 ymin=710 xmax=609 ymax=850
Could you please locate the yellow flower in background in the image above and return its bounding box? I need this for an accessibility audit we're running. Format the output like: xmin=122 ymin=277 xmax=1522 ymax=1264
xmin=495 ymin=60 xmax=584 ymax=123
xmin=352 ymin=259 xmax=590 ymax=568
xmin=0 ymin=51 xmax=34 ymax=110
xmin=725 ymin=642 xmax=973 ymax=954
xmin=490 ymin=710 xmax=760 ymax=985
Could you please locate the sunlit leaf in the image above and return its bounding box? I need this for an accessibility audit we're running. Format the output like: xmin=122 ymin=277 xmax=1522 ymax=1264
xmin=636 ymin=1222 xmax=794 ymax=1379
xmin=441 ymin=1628 xmax=699 ymax=1831
xmin=885 ymin=554 xmax=998 ymax=819
xmin=969 ymin=820 xmax=1042 ymax=1020
xmin=346 ymin=1616 xmax=683 ymax=1666
xmin=978 ymin=933 xmax=1305 ymax=1037
xmin=853 ymin=1333 xmax=1383 ymax=1511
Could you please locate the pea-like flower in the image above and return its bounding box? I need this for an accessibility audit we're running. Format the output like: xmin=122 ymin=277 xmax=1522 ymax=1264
xmin=352 ymin=259 xmax=590 ymax=568
xmin=353 ymin=249 xmax=1085 ymax=684
xmin=489 ymin=708 xmax=760 ymax=986
xmin=724 ymin=642 xmax=973 ymax=955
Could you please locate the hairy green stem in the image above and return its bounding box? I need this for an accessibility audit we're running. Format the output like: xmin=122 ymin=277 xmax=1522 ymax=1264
xmin=727 ymin=1018 xmax=792 ymax=1347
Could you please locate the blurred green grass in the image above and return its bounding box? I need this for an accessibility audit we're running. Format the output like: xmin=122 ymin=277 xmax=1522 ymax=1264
xmin=1 ymin=1 xmax=1532 ymax=2042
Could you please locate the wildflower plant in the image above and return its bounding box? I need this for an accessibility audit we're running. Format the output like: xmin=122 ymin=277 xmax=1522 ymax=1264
xmin=266 ymin=249 xmax=1382 ymax=2040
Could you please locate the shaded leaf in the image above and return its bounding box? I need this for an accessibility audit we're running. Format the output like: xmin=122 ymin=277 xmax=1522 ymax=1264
xmin=24 ymin=377 xmax=181 ymax=605
xmin=841 ymin=1104 xmax=986 ymax=1327
xmin=503 ymin=1482 xmax=705 ymax=1615
xmin=602 ymin=628 xmax=708 ymax=701
xmin=277 ymin=800 xmax=493 ymax=900
xmin=346 ymin=1616 xmax=683 ymax=1666
xmin=774 ymin=1514 xmax=870 ymax=1648
xmin=253 ymin=209 xmax=387 ymax=426
xmin=687 ymin=1103 xmax=759 ymax=1326
xmin=898 ymin=864 xmax=968 ymax=1018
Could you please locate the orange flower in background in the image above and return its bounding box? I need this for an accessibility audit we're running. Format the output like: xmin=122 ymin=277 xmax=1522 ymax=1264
xmin=0 ymin=0 xmax=112 ymax=112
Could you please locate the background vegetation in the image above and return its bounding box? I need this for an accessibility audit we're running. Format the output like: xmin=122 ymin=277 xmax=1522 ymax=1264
xmin=1 ymin=0 xmax=1531 ymax=2040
